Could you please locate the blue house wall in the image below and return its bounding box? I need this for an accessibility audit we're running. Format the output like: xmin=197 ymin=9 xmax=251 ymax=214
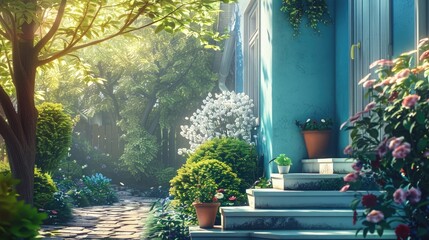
xmin=236 ymin=0 xmax=420 ymax=177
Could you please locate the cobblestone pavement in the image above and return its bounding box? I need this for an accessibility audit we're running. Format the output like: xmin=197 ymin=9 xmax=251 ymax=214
xmin=38 ymin=190 xmax=156 ymax=239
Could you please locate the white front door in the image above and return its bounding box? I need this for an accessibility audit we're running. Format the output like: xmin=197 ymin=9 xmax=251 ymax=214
xmin=350 ymin=0 xmax=392 ymax=114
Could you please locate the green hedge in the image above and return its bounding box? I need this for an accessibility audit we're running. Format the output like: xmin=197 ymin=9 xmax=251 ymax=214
xmin=36 ymin=102 xmax=73 ymax=173
xmin=170 ymin=159 xmax=244 ymax=215
xmin=187 ymin=138 xmax=258 ymax=188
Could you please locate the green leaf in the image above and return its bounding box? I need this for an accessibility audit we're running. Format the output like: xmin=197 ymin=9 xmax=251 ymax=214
xmin=376 ymin=225 xmax=384 ymax=237
xmin=368 ymin=129 xmax=379 ymax=139
xmin=363 ymin=227 xmax=369 ymax=238
xmin=417 ymin=138 xmax=428 ymax=151
xmin=416 ymin=110 xmax=426 ymax=124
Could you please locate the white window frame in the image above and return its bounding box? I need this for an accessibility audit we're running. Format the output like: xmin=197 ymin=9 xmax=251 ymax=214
xmin=244 ymin=0 xmax=260 ymax=118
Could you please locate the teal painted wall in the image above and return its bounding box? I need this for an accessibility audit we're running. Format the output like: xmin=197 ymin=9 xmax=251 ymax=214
xmin=267 ymin=0 xmax=336 ymax=175
xmin=392 ymin=0 xmax=416 ymax=56
xmin=335 ymin=0 xmax=350 ymax=156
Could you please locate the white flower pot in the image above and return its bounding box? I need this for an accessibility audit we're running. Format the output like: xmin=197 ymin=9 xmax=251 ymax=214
xmin=277 ymin=165 xmax=290 ymax=174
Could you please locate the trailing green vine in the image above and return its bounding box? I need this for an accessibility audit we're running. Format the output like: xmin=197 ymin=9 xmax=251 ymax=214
xmin=281 ymin=0 xmax=331 ymax=36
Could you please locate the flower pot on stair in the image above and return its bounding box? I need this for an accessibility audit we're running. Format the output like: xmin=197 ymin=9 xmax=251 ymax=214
xmin=302 ymin=130 xmax=331 ymax=158
xmin=193 ymin=202 xmax=220 ymax=228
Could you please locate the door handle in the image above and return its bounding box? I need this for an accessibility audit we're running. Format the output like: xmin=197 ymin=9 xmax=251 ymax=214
xmin=350 ymin=42 xmax=361 ymax=60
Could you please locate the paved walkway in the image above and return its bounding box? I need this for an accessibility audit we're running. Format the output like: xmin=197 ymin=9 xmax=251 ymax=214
xmin=38 ymin=190 xmax=156 ymax=239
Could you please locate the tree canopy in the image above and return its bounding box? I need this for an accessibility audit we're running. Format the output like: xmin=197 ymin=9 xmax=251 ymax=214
xmin=0 ymin=0 xmax=233 ymax=203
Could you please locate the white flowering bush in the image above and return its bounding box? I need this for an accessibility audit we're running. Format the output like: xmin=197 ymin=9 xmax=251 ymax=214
xmin=179 ymin=91 xmax=256 ymax=155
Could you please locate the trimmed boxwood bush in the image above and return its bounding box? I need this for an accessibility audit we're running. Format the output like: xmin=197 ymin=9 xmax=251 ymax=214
xmin=33 ymin=168 xmax=57 ymax=209
xmin=170 ymin=159 xmax=244 ymax=215
xmin=36 ymin=102 xmax=73 ymax=173
xmin=186 ymin=138 xmax=258 ymax=188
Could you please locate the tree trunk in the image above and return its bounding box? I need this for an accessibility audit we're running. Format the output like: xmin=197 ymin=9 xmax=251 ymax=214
xmin=4 ymin=20 xmax=38 ymax=205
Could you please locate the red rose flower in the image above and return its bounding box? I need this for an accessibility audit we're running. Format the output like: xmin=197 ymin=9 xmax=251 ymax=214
xmin=395 ymin=224 xmax=410 ymax=240
xmin=361 ymin=194 xmax=378 ymax=208
xmin=352 ymin=210 xmax=358 ymax=225
xmin=371 ymin=159 xmax=381 ymax=169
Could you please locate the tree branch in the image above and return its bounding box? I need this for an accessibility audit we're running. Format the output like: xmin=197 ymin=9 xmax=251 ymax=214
xmin=0 ymin=110 xmax=20 ymax=151
xmin=34 ymin=0 xmax=67 ymax=53
xmin=37 ymin=3 xmax=186 ymax=66
xmin=0 ymin=85 xmax=25 ymax=143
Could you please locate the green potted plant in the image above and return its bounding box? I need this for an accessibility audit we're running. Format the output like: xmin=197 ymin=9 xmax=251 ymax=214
xmin=296 ymin=118 xmax=333 ymax=158
xmin=274 ymin=154 xmax=293 ymax=174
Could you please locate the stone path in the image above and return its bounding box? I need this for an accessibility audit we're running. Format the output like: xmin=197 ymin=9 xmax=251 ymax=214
xmin=38 ymin=190 xmax=156 ymax=239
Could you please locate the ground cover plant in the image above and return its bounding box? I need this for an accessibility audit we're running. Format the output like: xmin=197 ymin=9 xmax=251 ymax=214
xmin=0 ymin=174 xmax=46 ymax=239
xmin=342 ymin=38 xmax=429 ymax=239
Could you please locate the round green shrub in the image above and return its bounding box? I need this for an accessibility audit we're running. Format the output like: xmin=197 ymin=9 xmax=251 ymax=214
xmin=186 ymin=138 xmax=258 ymax=188
xmin=33 ymin=168 xmax=57 ymax=210
xmin=36 ymin=102 xmax=73 ymax=173
xmin=170 ymin=159 xmax=244 ymax=215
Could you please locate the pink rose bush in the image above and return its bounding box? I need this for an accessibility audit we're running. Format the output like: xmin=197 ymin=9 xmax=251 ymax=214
xmin=341 ymin=38 xmax=429 ymax=239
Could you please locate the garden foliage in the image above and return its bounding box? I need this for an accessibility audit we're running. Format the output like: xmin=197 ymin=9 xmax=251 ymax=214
xmin=169 ymin=159 xmax=245 ymax=215
xmin=186 ymin=137 xmax=258 ymax=188
xmin=0 ymin=174 xmax=46 ymax=239
xmin=36 ymin=102 xmax=73 ymax=173
xmin=82 ymin=173 xmax=118 ymax=205
xmin=143 ymin=198 xmax=192 ymax=240
xmin=342 ymin=38 xmax=429 ymax=239
xmin=179 ymin=91 xmax=256 ymax=155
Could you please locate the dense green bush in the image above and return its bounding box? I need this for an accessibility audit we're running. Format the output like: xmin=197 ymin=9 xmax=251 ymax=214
xmin=0 ymin=161 xmax=73 ymax=224
xmin=36 ymin=102 xmax=73 ymax=173
xmin=33 ymin=168 xmax=58 ymax=209
xmin=0 ymin=174 xmax=47 ymax=239
xmin=186 ymin=138 xmax=258 ymax=188
xmin=170 ymin=159 xmax=244 ymax=215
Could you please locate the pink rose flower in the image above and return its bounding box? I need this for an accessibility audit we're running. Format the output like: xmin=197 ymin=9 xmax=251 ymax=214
xmin=339 ymin=184 xmax=350 ymax=192
xmin=343 ymin=145 xmax=353 ymax=155
xmin=343 ymin=172 xmax=359 ymax=183
xmin=424 ymin=150 xmax=429 ymax=157
xmin=395 ymin=68 xmax=411 ymax=79
xmin=369 ymin=59 xmax=394 ymax=69
xmin=364 ymin=101 xmax=376 ymax=112
xmin=392 ymin=143 xmax=411 ymax=158
xmin=366 ymin=210 xmax=384 ymax=223
xmin=393 ymin=188 xmax=407 ymax=204
xmin=388 ymin=137 xmax=404 ymax=150
xmin=351 ymin=161 xmax=363 ymax=172
xmin=358 ymin=73 xmax=371 ymax=84
xmin=349 ymin=112 xmax=362 ymax=123
xmin=402 ymin=94 xmax=420 ymax=108
xmin=363 ymin=79 xmax=376 ymax=88
xmin=229 ymin=196 xmax=237 ymax=201
xmin=419 ymin=50 xmax=429 ymax=61
xmin=407 ymin=187 xmax=421 ymax=204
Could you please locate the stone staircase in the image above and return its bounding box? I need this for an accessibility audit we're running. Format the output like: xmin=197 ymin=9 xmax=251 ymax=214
xmin=190 ymin=159 xmax=396 ymax=240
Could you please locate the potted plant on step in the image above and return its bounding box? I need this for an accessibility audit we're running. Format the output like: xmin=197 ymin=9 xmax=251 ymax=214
xmin=296 ymin=118 xmax=333 ymax=158
xmin=191 ymin=179 xmax=222 ymax=229
xmin=274 ymin=154 xmax=292 ymax=174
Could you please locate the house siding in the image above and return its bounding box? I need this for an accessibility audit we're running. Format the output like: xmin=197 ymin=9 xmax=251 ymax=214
xmin=269 ymin=0 xmax=336 ymax=174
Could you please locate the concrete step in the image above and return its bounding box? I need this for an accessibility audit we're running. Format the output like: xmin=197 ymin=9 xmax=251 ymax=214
xmin=301 ymin=158 xmax=355 ymax=174
xmin=271 ymin=173 xmax=344 ymax=190
xmin=247 ymin=189 xmax=380 ymax=209
xmin=190 ymin=227 xmax=396 ymax=240
xmin=220 ymin=207 xmax=361 ymax=230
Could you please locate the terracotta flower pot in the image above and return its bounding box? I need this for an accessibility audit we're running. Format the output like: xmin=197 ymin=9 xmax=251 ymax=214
xmin=193 ymin=202 xmax=221 ymax=228
xmin=302 ymin=130 xmax=331 ymax=158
